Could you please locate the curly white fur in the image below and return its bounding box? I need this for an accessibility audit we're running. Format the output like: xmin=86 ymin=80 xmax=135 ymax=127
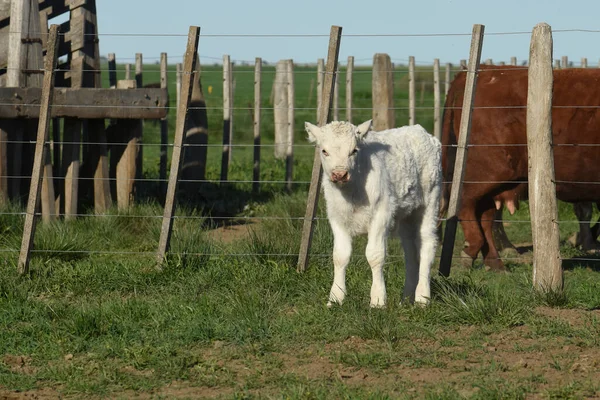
xmin=305 ymin=120 xmax=442 ymax=307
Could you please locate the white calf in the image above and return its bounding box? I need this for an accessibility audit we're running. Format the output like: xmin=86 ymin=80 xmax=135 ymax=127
xmin=305 ymin=120 xmax=441 ymax=307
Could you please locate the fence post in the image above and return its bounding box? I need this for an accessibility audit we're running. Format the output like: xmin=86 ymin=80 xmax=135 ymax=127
xmin=159 ymin=53 xmax=168 ymax=199
xmin=108 ymin=53 xmax=117 ymax=88
xmin=581 ymin=57 xmax=588 ymax=68
xmin=18 ymin=24 xmax=59 ymax=275
xmin=561 ymin=55 xmax=568 ymax=68
xmin=157 ymin=26 xmax=201 ymax=266
xmin=176 ymin=63 xmax=182 ymax=109
xmin=286 ymin=59 xmax=295 ymax=192
xmin=372 ymin=53 xmax=395 ymax=130
xmin=333 ymin=66 xmax=339 ymax=121
xmin=297 ymin=26 xmax=343 ymax=273
xmin=408 ymin=56 xmax=416 ymax=125
xmin=346 ymin=56 xmax=354 ymax=122
xmin=125 ymin=64 xmax=131 ymax=79
xmin=317 ymin=58 xmax=324 ymax=121
xmin=221 ymin=54 xmax=232 ymax=181
xmin=510 ymin=56 xmax=517 ymax=66
xmin=274 ymin=60 xmax=288 ymax=159
xmin=439 ymin=24 xmax=485 ymax=277
xmin=253 ymin=57 xmax=262 ymax=194
xmin=527 ymin=22 xmax=562 ymax=292
xmin=444 ymin=62 xmax=451 ymax=97
xmin=433 ymin=58 xmax=441 ymax=141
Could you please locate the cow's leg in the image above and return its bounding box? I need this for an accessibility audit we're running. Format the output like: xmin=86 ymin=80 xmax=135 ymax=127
xmin=480 ymin=202 xmax=507 ymax=272
xmin=458 ymin=200 xmax=486 ymax=267
xmin=574 ymin=202 xmax=600 ymax=251
xmin=398 ymin=221 xmax=419 ymax=303
xmin=366 ymin=215 xmax=388 ymax=308
xmin=328 ymin=220 xmax=352 ymax=306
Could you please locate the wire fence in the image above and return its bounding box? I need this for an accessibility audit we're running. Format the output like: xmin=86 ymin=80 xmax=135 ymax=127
xmin=2 ymin=27 xmax=600 ymax=270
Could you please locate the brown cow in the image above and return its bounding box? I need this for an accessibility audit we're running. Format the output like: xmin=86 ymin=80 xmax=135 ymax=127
xmin=441 ymin=66 xmax=600 ymax=271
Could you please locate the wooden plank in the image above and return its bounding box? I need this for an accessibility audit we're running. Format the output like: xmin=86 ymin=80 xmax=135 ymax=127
xmin=7 ymin=0 xmax=29 ymax=86
xmin=408 ymin=56 xmax=416 ymax=125
xmin=372 ymin=53 xmax=394 ymax=130
xmin=346 ymin=56 xmax=353 ymax=122
xmin=159 ymin=52 xmax=168 ymax=199
xmin=433 ymin=58 xmax=441 ymax=140
xmin=156 ymin=26 xmax=200 ymax=266
xmin=253 ymin=57 xmax=261 ymax=194
xmin=286 ymin=59 xmax=294 ymax=192
xmin=297 ymin=25 xmax=342 ymax=273
xmin=439 ymin=24 xmax=485 ymax=277
xmin=0 ymin=87 xmax=169 ymax=118
xmin=273 ymin=59 xmax=288 ymax=159
xmin=18 ymin=24 xmax=59 ymax=275
xmin=527 ymin=23 xmax=562 ymax=292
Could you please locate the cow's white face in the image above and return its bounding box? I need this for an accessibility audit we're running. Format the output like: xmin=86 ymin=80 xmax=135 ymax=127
xmin=305 ymin=120 xmax=372 ymax=184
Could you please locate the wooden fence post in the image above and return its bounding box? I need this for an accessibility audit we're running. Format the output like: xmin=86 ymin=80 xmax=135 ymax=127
xmin=157 ymin=26 xmax=201 ymax=266
xmin=561 ymin=55 xmax=568 ymax=68
xmin=408 ymin=56 xmax=416 ymax=125
xmin=273 ymin=60 xmax=288 ymax=159
xmin=433 ymin=58 xmax=441 ymax=140
xmin=297 ymin=26 xmax=343 ymax=273
xmin=581 ymin=57 xmax=588 ymax=68
xmin=317 ymin=58 xmax=324 ymax=121
xmin=286 ymin=59 xmax=295 ymax=192
xmin=439 ymin=24 xmax=485 ymax=277
xmin=125 ymin=64 xmax=131 ymax=79
xmin=134 ymin=53 xmax=144 ymax=182
xmin=528 ymin=22 xmax=562 ymax=292
xmin=159 ymin=53 xmax=168 ymax=199
xmin=221 ymin=54 xmax=232 ymax=181
xmin=18 ymin=24 xmax=59 ymax=275
xmin=253 ymin=57 xmax=262 ymax=194
xmin=176 ymin=63 xmax=182 ymax=109
xmin=445 ymin=62 xmax=451 ymax=97
xmin=346 ymin=56 xmax=354 ymax=122
xmin=333 ymin=66 xmax=339 ymax=121
xmin=108 ymin=53 xmax=117 ymax=88
xmin=511 ymin=56 xmax=517 ymax=66
xmin=372 ymin=53 xmax=395 ymax=130
xmin=115 ymin=80 xmax=138 ymax=209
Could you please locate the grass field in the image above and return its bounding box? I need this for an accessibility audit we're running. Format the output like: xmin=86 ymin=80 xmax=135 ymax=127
xmin=0 ymin=62 xmax=599 ymax=398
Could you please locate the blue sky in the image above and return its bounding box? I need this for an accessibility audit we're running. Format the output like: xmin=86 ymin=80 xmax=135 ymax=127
xmin=92 ymin=0 xmax=600 ymax=66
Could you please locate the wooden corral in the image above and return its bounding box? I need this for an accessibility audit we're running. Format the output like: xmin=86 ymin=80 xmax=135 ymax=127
xmin=0 ymin=0 xmax=169 ymax=218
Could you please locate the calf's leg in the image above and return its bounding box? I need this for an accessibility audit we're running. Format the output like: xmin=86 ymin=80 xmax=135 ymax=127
xmin=366 ymin=216 xmax=388 ymax=308
xmin=415 ymin=200 xmax=439 ymax=304
xmin=398 ymin=221 xmax=419 ymax=303
xmin=329 ymin=221 xmax=352 ymax=306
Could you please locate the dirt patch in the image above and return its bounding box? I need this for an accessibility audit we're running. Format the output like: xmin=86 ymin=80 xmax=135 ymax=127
xmin=205 ymin=220 xmax=257 ymax=244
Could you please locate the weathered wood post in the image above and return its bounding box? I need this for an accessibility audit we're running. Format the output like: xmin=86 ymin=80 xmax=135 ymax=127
xmin=286 ymin=59 xmax=295 ymax=192
xmin=221 ymin=54 xmax=232 ymax=181
xmin=346 ymin=56 xmax=354 ymax=122
xmin=561 ymin=55 xmax=568 ymax=68
xmin=180 ymin=55 xmax=209 ymax=195
xmin=157 ymin=26 xmax=201 ymax=266
xmin=316 ymin=58 xmax=324 ymax=121
xmin=333 ymin=66 xmax=339 ymax=121
xmin=115 ymin=79 xmax=138 ymax=209
xmin=253 ymin=57 xmax=262 ymax=194
xmin=445 ymin=62 xmax=451 ymax=97
xmin=527 ymin=22 xmax=562 ymax=292
xmin=372 ymin=53 xmax=395 ymax=130
xmin=134 ymin=53 xmax=144 ymax=182
xmin=108 ymin=53 xmax=117 ymax=88
xmin=433 ymin=58 xmax=441 ymax=140
xmin=439 ymin=24 xmax=485 ymax=277
xmin=511 ymin=56 xmax=517 ymax=66
xmin=159 ymin=53 xmax=168 ymax=198
xmin=297 ymin=26 xmax=342 ymax=273
xmin=408 ymin=56 xmax=416 ymax=125
xmin=18 ymin=24 xmax=59 ymax=275
xmin=581 ymin=57 xmax=588 ymax=68
xmin=273 ymin=59 xmax=288 ymax=159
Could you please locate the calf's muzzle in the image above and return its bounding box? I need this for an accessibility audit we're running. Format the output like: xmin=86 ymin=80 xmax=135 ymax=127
xmin=331 ymin=169 xmax=349 ymax=183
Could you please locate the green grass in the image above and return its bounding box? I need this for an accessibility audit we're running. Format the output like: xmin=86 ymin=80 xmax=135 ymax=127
xmin=0 ymin=63 xmax=599 ymax=397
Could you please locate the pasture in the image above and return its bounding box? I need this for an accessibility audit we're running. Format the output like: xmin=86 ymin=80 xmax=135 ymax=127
xmin=1 ymin=61 xmax=600 ymax=399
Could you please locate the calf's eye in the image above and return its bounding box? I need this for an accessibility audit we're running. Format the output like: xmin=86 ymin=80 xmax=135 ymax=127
xmin=322 ymin=149 xmax=329 ymax=156
xmin=350 ymin=148 xmax=358 ymax=156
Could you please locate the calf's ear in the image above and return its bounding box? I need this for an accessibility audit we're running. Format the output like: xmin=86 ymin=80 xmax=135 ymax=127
xmin=356 ymin=119 xmax=373 ymax=140
xmin=305 ymin=122 xmax=321 ymax=143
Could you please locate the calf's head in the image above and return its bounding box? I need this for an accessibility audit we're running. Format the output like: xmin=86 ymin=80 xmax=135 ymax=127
xmin=305 ymin=120 xmax=372 ymax=184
